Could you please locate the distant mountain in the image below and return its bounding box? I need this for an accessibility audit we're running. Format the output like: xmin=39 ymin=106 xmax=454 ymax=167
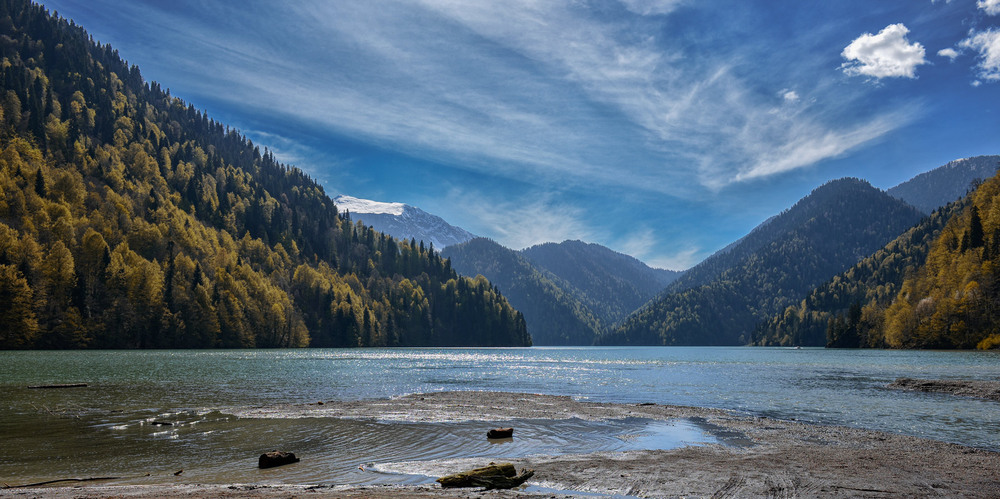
xmin=600 ymin=178 xmax=925 ymax=346
xmin=521 ymin=240 xmax=681 ymax=325
xmin=334 ymin=195 xmax=476 ymax=249
xmin=888 ymin=156 xmax=1000 ymax=213
xmin=441 ymin=238 xmax=603 ymax=345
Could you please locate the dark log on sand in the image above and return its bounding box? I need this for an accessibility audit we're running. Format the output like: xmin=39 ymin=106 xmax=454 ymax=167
xmin=27 ymin=383 xmax=88 ymax=389
xmin=487 ymin=427 xmax=514 ymax=439
xmin=258 ymin=451 xmax=300 ymax=469
xmin=437 ymin=463 xmax=534 ymax=490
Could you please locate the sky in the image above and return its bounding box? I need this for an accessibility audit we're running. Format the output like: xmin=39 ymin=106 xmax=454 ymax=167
xmin=39 ymin=0 xmax=1000 ymax=270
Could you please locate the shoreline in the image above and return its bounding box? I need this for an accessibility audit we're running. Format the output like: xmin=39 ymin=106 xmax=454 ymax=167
xmin=3 ymin=391 xmax=999 ymax=498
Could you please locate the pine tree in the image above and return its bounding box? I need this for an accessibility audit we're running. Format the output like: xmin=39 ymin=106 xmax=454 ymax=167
xmin=34 ymin=168 xmax=46 ymax=197
xmin=969 ymin=205 xmax=985 ymax=249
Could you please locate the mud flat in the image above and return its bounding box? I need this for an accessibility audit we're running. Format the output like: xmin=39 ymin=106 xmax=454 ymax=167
xmin=889 ymin=377 xmax=1000 ymax=402
xmin=3 ymin=391 xmax=998 ymax=498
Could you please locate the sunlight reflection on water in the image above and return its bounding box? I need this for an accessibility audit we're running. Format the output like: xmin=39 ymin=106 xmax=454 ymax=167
xmin=2 ymin=346 xmax=999 ymax=486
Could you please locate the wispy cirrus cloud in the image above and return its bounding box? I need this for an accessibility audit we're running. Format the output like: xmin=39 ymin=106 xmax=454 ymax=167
xmin=618 ymin=0 xmax=686 ymax=16
xmin=44 ymin=0 xmax=991 ymax=268
xmin=92 ymin=0 xmax=912 ymax=197
xmin=442 ymin=188 xmax=595 ymax=251
xmin=417 ymin=1 xmax=909 ymax=190
xmin=615 ymin=227 xmax=700 ymax=270
xmin=732 ymin=105 xmax=919 ymax=183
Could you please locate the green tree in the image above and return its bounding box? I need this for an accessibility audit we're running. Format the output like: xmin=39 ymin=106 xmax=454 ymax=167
xmin=0 ymin=264 xmax=38 ymax=348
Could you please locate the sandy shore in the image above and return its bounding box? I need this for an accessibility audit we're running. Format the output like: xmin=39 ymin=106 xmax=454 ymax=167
xmin=3 ymin=391 xmax=998 ymax=498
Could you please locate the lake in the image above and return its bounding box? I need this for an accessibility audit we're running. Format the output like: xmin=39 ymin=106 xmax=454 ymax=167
xmin=2 ymin=347 xmax=998 ymax=486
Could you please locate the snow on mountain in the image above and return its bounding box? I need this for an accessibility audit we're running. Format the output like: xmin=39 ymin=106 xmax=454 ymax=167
xmin=333 ymin=195 xmax=477 ymax=250
xmin=333 ymin=195 xmax=405 ymax=216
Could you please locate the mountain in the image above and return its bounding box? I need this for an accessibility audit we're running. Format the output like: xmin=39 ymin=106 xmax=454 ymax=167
xmin=599 ymin=178 xmax=925 ymax=346
xmin=888 ymin=155 xmax=1000 ymax=213
xmin=761 ymin=166 xmax=1000 ymax=350
xmin=333 ymin=195 xmax=476 ymax=250
xmin=0 ymin=1 xmax=529 ymax=349
xmin=441 ymin=238 xmax=602 ymax=345
xmin=752 ymin=196 xmax=964 ymax=347
xmin=521 ymin=240 xmax=681 ymax=325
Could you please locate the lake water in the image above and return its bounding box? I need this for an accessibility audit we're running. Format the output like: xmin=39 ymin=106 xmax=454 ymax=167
xmin=2 ymin=347 xmax=999 ymax=487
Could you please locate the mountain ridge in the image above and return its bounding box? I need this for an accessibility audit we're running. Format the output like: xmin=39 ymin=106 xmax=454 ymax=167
xmin=601 ymin=178 xmax=926 ymax=346
xmin=887 ymin=155 xmax=1000 ymax=214
xmin=521 ymin=240 xmax=681 ymax=325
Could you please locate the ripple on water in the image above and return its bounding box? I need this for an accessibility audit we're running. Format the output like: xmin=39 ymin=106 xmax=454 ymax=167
xmin=364 ymin=417 xmax=719 ymax=484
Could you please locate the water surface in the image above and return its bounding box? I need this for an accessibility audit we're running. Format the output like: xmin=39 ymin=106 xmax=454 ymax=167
xmin=2 ymin=347 xmax=998 ymax=485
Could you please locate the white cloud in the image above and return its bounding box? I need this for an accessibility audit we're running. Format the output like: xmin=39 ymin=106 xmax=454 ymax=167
xmin=959 ymin=28 xmax=1000 ymax=81
xmin=978 ymin=0 xmax=1000 ymax=15
xmin=780 ymin=89 xmax=800 ymax=102
xmin=841 ymin=23 xmax=927 ymax=79
xmin=938 ymin=47 xmax=960 ymax=60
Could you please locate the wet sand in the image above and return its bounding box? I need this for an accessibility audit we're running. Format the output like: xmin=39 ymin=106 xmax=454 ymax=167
xmin=889 ymin=377 xmax=1000 ymax=402
xmin=3 ymin=391 xmax=998 ymax=498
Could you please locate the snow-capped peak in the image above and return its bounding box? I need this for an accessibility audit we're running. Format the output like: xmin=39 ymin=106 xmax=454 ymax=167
xmin=332 ymin=194 xmax=477 ymax=249
xmin=334 ymin=195 xmax=405 ymax=216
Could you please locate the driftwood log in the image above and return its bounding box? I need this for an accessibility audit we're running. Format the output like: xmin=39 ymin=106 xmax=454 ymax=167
xmin=27 ymin=383 xmax=88 ymax=389
xmin=487 ymin=427 xmax=514 ymax=439
xmin=437 ymin=463 xmax=534 ymax=490
xmin=258 ymin=451 xmax=300 ymax=469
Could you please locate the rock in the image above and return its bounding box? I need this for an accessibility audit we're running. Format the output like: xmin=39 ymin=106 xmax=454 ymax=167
xmin=437 ymin=462 xmax=534 ymax=490
xmin=258 ymin=451 xmax=300 ymax=469
xmin=487 ymin=427 xmax=514 ymax=439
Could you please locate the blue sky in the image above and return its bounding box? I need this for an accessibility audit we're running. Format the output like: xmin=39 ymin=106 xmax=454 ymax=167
xmin=40 ymin=0 xmax=1000 ymax=269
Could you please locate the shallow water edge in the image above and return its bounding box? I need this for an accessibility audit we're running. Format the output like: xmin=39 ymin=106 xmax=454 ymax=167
xmin=4 ymin=391 xmax=999 ymax=498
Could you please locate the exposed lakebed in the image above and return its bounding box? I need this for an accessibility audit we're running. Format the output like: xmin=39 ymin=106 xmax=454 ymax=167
xmin=3 ymin=347 xmax=999 ymax=493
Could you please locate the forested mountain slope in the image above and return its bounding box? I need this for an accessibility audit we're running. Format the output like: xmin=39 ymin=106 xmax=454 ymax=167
xmin=887 ymin=156 xmax=999 ymax=214
xmin=879 ymin=171 xmax=1000 ymax=349
xmin=752 ymin=200 xmax=964 ymax=347
xmin=817 ymin=170 xmax=1000 ymax=350
xmin=599 ymin=178 xmax=925 ymax=346
xmin=521 ymin=240 xmax=681 ymax=325
xmin=442 ymin=238 xmax=601 ymax=345
xmin=0 ymin=1 xmax=529 ymax=349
